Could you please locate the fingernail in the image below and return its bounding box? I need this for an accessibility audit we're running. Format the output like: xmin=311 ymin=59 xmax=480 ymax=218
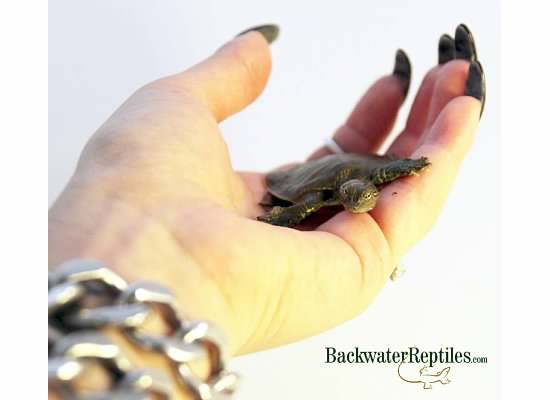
xmin=464 ymin=59 xmax=486 ymax=117
xmin=438 ymin=34 xmax=455 ymax=64
xmin=236 ymin=24 xmax=280 ymax=44
xmin=455 ymin=23 xmax=478 ymax=61
xmin=393 ymin=49 xmax=411 ymax=98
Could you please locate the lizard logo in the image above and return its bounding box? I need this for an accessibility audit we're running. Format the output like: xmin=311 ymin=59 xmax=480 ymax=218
xmin=397 ymin=361 xmax=451 ymax=389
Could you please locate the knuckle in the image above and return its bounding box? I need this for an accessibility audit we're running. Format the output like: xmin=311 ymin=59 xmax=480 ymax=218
xmin=223 ymin=41 xmax=263 ymax=98
xmin=82 ymin=128 xmax=144 ymax=170
xmin=137 ymin=77 xmax=199 ymax=107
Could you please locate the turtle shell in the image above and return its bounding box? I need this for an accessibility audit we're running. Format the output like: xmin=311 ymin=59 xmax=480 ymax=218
xmin=265 ymin=153 xmax=395 ymax=203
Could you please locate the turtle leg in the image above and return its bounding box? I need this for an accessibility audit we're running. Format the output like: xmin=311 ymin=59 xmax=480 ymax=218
xmin=373 ymin=157 xmax=430 ymax=184
xmin=258 ymin=192 xmax=292 ymax=210
xmin=257 ymin=192 xmax=324 ymax=227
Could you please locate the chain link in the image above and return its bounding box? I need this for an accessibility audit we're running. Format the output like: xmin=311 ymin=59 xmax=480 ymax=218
xmin=49 ymin=259 xmax=240 ymax=399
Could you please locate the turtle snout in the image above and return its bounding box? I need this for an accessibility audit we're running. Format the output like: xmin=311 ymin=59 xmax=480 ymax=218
xmin=347 ymin=190 xmax=379 ymax=213
xmin=348 ymin=203 xmax=375 ymax=213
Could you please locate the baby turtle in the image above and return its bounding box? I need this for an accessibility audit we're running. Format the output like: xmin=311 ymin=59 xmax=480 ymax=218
xmin=258 ymin=153 xmax=430 ymax=227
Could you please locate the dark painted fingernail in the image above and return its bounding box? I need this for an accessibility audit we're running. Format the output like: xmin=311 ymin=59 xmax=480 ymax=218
xmin=455 ymin=23 xmax=478 ymax=61
xmin=464 ymin=59 xmax=486 ymax=117
xmin=438 ymin=34 xmax=455 ymax=64
xmin=236 ymin=24 xmax=280 ymax=44
xmin=393 ymin=49 xmax=411 ymax=98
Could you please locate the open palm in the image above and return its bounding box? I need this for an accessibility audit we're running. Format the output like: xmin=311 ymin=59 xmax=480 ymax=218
xmin=49 ymin=25 xmax=484 ymax=356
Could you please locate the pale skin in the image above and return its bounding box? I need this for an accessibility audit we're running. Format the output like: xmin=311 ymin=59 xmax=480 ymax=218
xmin=49 ymin=31 xmax=481 ymax=398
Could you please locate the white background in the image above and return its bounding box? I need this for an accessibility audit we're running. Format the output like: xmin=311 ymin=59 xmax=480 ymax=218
xmin=49 ymin=1 xmax=500 ymax=398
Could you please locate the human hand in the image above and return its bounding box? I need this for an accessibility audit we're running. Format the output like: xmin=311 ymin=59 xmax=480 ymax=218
xmin=49 ymin=24 xmax=485 ymax=357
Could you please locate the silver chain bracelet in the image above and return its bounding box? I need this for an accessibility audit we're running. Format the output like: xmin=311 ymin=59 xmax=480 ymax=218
xmin=48 ymin=259 xmax=240 ymax=399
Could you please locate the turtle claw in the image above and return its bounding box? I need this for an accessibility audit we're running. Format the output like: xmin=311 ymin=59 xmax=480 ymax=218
xmin=257 ymin=206 xmax=286 ymax=225
xmin=258 ymin=203 xmax=318 ymax=227
xmin=414 ymin=157 xmax=430 ymax=169
xmin=408 ymin=157 xmax=430 ymax=174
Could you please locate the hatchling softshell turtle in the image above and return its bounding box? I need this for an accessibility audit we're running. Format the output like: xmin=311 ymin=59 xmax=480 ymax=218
xmin=258 ymin=153 xmax=430 ymax=227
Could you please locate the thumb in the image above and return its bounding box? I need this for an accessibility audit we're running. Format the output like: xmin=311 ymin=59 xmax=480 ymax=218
xmin=175 ymin=24 xmax=278 ymax=122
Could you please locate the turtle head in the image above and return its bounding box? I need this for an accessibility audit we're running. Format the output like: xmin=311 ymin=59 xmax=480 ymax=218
xmin=338 ymin=179 xmax=379 ymax=213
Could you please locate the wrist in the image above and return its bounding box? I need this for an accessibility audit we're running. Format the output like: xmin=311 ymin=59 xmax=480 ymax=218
xmin=49 ymin=260 xmax=239 ymax=399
